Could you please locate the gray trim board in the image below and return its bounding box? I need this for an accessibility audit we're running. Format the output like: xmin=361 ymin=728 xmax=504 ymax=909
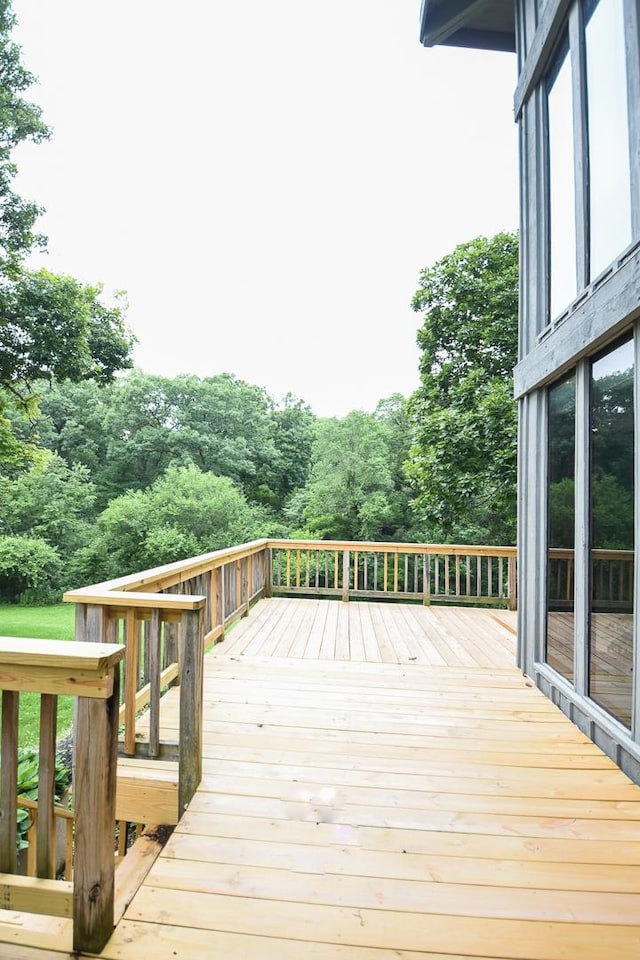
xmin=514 ymin=0 xmax=572 ymax=118
xmin=573 ymin=360 xmax=589 ymax=697
xmin=534 ymin=662 xmax=640 ymax=784
xmin=514 ymin=246 xmax=640 ymax=398
xmin=626 ymin=0 xmax=640 ymax=239
xmin=634 ymin=323 xmax=640 ymax=740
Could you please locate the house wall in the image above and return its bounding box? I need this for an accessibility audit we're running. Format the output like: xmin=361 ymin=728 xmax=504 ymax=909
xmin=514 ymin=0 xmax=640 ymax=780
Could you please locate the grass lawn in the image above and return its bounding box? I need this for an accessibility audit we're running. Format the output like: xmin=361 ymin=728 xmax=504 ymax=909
xmin=0 ymin=604 xmax=76 ymax=746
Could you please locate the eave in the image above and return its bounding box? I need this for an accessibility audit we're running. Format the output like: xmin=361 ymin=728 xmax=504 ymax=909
xmin=420 ymin=0 xmax=516 ymax=52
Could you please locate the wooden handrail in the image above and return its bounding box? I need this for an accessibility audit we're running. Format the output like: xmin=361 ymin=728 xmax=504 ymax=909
xmin=268 ymin=540 xmax=517 ymax=610
xmin=0 ymin=638 xmax=125 ymax=953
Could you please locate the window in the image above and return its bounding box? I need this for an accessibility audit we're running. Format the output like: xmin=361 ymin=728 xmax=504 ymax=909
xmin=547 ymin=39 xmax=577 ymax=319
xmin=546 ymin=374 xmax=576 ymax=681
xmin=584 ymin=0 xmax=632 ymax=278
xmin=544 ymin=0 xmax=636 ymax=322
xmin=589 ymin=336 xmax=634 ymax=727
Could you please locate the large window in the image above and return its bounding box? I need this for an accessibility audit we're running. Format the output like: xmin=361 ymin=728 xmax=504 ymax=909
xmin=547 ymin=40 xmax=576 ymax=319
xmin=546 ymin=375 xmax=576 ymax=681
xmin=584 ymin=0 xmax=632 ymax=278
xmin=545 ymin=0 xmax=636 ymax=322
xmin=589 ymin=337 xmax=634 ymax=727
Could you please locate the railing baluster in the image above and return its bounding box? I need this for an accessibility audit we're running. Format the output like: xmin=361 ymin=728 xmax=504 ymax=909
xmin=124 ymin=610 xmax=139 ymax=756
xmin=36 ymin=693 xmax=58 ymax=879
xmin=0 ymin=689 xmax=19 ymax=873
xmin=148 ymin=608 xmax=161 ymax=758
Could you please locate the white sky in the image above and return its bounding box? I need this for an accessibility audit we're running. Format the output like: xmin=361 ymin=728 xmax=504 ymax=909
xmin=11 ymin=1 xmax=518 ymax=418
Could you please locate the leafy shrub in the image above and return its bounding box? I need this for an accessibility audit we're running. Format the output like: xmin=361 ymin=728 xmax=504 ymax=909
xmin=0 ymin=535 xmax=63 ymax=603
xmin=17 ymin=747 xmax=70 ymax=851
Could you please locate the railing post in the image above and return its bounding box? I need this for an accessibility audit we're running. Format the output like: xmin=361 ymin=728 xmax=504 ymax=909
xmin=508 ymin=554 xmax=517 ymax=611
xmin=342 ymin=550 xmax=350 ymax=602
xmin=178 ymin=607 xmax=205 ymax=818
xmin=422 ymin=553 xmax=431 ymax=606
xmin=73 ymin=656 xmax=122 ymax=953
xmin=264 ymin=547 xmax=273 ymax=598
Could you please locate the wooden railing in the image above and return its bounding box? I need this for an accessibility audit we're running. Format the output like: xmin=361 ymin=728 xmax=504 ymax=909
xmin=62 ymin=538 xmax=515 ymax=799
xmin=63 ymin=540 xmax=270 ymax=823
xmin=268 ymin=540 xmax=517 ymax=610
xmin=0 ymin=637 xmax=124 ymax=953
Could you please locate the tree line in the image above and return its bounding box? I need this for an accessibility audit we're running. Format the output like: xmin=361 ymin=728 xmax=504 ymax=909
xmin=0 ymin=2 xmax=519 ymax=602
xmin=1 ymin=230 xmax=519 ymax=603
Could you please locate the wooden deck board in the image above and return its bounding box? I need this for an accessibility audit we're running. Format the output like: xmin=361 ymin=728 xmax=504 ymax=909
xmin=5 ymin=598 xmax=640 ymax=960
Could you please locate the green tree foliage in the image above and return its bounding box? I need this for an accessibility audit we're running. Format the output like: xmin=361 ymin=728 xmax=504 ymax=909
xmin=293 ymin=400 xmax=414 ymax=541
xmin=0 ymin=270 xmax=133 ymax=404
xmin=13 ymin=379 xmax=112 ymax=486
xmin=408 ymin=233 xmax=519 ymax=544
xmin=29 ymin=373 xmax=315 ymax=510
xmin=75 ymin=464 xmax=272 ymax=583
xmin=0 ymin=451 xmax=96 ymax=557
xmin=0 ymin=534 xmax=62 ymax=602
xmin=0 ymin=6 xmax=134 ymax=468
xmin=0 ymin=0 xmax=49 ymax=274
xmin=269 ymin=393 xmax=316 ymax=507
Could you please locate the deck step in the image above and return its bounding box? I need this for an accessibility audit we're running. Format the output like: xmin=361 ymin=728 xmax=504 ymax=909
xmin=116 ymin=757 xmax=179 ymax=825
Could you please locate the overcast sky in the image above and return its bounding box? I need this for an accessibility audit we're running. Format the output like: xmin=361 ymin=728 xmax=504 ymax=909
xmin=12 ymin=1 xmax=518 ymax=417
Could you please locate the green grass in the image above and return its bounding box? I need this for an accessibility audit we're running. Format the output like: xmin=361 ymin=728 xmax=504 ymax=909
xmin=0 ymin=604 xmax=76 ymax=746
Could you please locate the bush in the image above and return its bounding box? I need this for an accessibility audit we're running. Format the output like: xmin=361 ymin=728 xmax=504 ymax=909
xmin=0 ymin=535 xmax=63 ymax=603
xmin=17 ymin=747 xmax=70 ymax=851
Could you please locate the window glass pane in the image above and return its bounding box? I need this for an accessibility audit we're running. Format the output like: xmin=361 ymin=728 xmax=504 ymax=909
xmin=547 ymin=374 xmax=576 ymax=681
xmin=548 ymin=43 xmax=577 ymax=319
xmin=589 ymin=337 xmax=634 ymax=727
xmin=585 ymin=0 xmax=632 ymax=277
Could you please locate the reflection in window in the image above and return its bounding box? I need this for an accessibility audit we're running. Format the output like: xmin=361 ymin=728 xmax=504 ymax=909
xmin=547 ymin=375 xmax=576 ymax=681
xmin=585 ymin=0 xmax=632 ymax=279
xmin=589 ymin=337 xmax=634 ymax=727
xmin=548 ymin=40 xmax=577 ymax=319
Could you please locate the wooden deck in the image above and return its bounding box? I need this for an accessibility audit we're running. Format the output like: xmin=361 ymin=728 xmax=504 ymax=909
xmin=3 ymin=599 xmax=640 ymax=960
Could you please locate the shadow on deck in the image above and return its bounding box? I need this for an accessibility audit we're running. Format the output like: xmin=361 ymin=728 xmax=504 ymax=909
xmin=4 ymin=598 xmax=640 ymax=960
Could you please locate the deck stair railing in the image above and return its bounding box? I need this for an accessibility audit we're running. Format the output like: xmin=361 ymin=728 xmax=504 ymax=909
xmin=0 ymin=636 xmax=124 ymax=953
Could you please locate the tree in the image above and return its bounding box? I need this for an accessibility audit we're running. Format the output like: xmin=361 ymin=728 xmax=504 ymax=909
xmin=76 ymin=464 xmax=272 ymax=583
xmin=407 ymin=233 xmax=518 ymax=544
xmin=0 ymin=534 xmax=62 ymax=602
xmin=0 ymin=270 xmax=134 ymax=402
xmin=0 ymin=7 xmax=134 ymax=466
xmin=0 ymin=451 xmax=96 ymax=557
xmin=269 ymin=393 xmax=316 ymax=507
xmin=0 ymin=0 xmax=49 ymax=274
xmin=296 ymin=408 xmax=413 ymax=541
